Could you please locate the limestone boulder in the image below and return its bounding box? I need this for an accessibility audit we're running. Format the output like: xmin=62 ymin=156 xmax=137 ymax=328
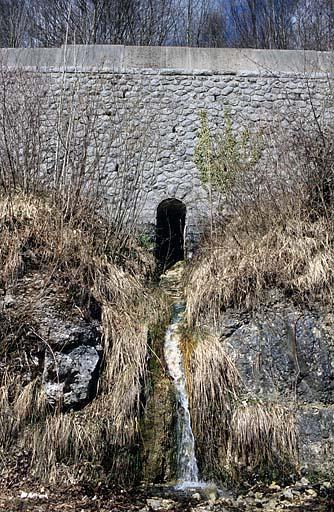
xmin=43 ymin=343 xmax=101 ymax=409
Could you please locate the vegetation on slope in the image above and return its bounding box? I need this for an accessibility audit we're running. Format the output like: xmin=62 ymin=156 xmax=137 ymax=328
xmin=1 ymin=67 xmax=333 ymax=489
xmin=188 ymin=109 xmax=334 ymax=327
xmin=183 ymin=108 xmax=334 ymax=483
xmin=0 ymin=69 xmax=170 ymax=485
xmin=0 ymin=192 xmax=165 ymax=483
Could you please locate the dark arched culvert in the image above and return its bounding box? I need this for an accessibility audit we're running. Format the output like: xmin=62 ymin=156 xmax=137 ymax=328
xmin=156 ymin=198 xmax=186 ymax=271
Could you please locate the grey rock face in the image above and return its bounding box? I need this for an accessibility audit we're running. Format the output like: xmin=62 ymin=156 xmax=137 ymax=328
xmin=298 ymin=407 xmax=334 ymax=475
xmin=38 ymin=308 xmax=101 ymax=352
xmin=221 ymin=299 xmax=334 ymax=476
xmin=1 ymin=274 xmax=103 ymax=410
xmin=35 ymin=292 xmax=102 ymax=409
xmin=224 ymin=307 xmax=334 ymax=403
xmin=43 ymin=344 xmax=101 ymax=409
xmin=39 ymin=306 xmax=102 ymax=410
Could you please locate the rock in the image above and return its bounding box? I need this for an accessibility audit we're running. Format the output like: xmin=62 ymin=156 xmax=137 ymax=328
xmin=20 ymin=491 xmax=48 ymax=499
xmin=321 ymin=481 xmax=332 ymax=489
xmin=203 ymin=484 xmax=218 ymax=502
xmin=268 ymin=482 xmax=281 ymax=491
xmin=43 ymin=344 xmax=101 ymax=409
xmin=282 ymin=488 xmax=293 ymax=500
xmin=146 ymin=498 xmax=176 ymax=510
xmin=1 ymin=274 xmax=102 ymax=410
xmin=3 ymin=294 xmax=15 ymax=308
xmin=225 ymin=306 xmax=334 ymax=404
xmin=192 ymin=493 xmax=201 ymax=500
xmin=297 ymin=477 xmax=310 ymax=487
xmin=141 ymin=377 xmax=176 ymax=483
xmin=208 ymin=493 xmax=216 ymax=503
xmin=222 ymin=300 xmax=334 ymax=479
xmin=305 ymin=488 xmax=317 ymax=497
xmin=39 ymin=293 xmax=102 ymax=410
xmin=38 ymin=310 xmax=101 ymax=352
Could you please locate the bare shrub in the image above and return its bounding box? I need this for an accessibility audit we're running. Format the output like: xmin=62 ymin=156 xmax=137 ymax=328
xmin=0 ymin=66 xmax=158 ymax=255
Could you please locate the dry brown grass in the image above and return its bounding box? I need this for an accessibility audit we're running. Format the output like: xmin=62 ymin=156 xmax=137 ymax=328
xmin=0 ymin=375 xmax=17 ymax=452
xmin=97 ymin=304 xmax=149 ymax=443
xmin=0 ymin=69 xmax=163 ymax=484
xmin=26 ymin=390 xmax=147 ymax=484
xmin=187 ymin=116 xmax=334 ymax=326
xmin=28 ymin=411 xmax=105 ymax=483
xmin=187 ymin=330 xmax=241 ymax=479
xmin=0 ymin=372 xmax=47 ymax=456
xmin=0 ymin=191 xmax=161 ymax=483
xmin=186 ymin=210 xmax=334 ymax=327
xmin=13 ymin=378 xmax=47 ymax=426
xmin=226 ymin=401 xmax=299 ymax=481
xmin=0 ymin=193 xmax=154 ymax=290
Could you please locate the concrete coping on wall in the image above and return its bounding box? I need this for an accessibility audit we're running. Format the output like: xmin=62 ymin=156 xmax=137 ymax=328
xmin=0 ymin=45 xmax=333 ymax=77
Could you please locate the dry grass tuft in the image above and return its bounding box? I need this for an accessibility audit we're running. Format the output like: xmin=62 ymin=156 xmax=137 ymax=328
xmin=0 ymin=375 xmax=17 ymax=451
xmin=92 ymin=261 xmax=166 ymax=447
xmin=0 ymin=372 xmax=47 ymax=457
xmin=13 ymin=378 xmax=46 ymax=427
xmin=186 ymin=213 xmax=334 ymax=327
xmin=226 ymin=401 xmax=299 ymax=480
xmin=186 ymin=330 xmax=241 ymax=479
xmin=98 ymin=304 xmax=149 ymax=444
xmin=26 ymin=391 xmax=144 ymax=484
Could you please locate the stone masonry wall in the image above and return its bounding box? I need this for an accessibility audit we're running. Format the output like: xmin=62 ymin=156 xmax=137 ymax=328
xmin=2 ymin=45 xmax=334 ymax=245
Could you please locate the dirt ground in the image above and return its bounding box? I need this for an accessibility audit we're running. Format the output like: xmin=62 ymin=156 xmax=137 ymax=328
xmin=0 ymin=481 xmax=334 ymax=512
xmin=0 ymin=482 xmax=148 ymax=511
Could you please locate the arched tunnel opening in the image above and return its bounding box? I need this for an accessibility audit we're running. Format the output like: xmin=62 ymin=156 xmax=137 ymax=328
xmin=156 ymin=199 xmax=186 ymax=272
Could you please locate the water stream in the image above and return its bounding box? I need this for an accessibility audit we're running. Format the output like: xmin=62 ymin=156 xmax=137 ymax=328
xmin=164 ymin=303 xmax=200 ymax=488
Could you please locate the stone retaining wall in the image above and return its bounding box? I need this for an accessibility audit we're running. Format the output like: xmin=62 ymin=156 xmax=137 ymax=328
xmin=2 ymin=45 xmax=334 ymax=243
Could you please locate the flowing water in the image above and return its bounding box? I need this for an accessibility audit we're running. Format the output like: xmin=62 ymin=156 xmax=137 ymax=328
xmin=164 ymin=303 xmax=200 ymax=488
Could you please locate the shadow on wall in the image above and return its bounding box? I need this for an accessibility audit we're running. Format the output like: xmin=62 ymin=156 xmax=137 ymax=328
xmin=156 ymin=198 xmax=186 ymax=272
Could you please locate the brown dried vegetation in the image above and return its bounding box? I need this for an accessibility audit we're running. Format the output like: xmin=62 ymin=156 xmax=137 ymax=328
xmin=0 ymin=68 xmax=163 ymax=484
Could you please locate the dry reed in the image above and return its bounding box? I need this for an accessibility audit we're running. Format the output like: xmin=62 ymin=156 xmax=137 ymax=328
xmin=186 ymin=214 xmax=334 ymax=327
xmin=187 ymin=331 xmax=241 ymax=479
xmin=226 ymin=401 xmax=299 ymax=480
xmin=0 ymin=191 xmax=158 ymax=481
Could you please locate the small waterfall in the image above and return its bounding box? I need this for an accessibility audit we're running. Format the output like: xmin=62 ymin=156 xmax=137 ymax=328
xmin=164 ymin=303 xmax=199 ymax=486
